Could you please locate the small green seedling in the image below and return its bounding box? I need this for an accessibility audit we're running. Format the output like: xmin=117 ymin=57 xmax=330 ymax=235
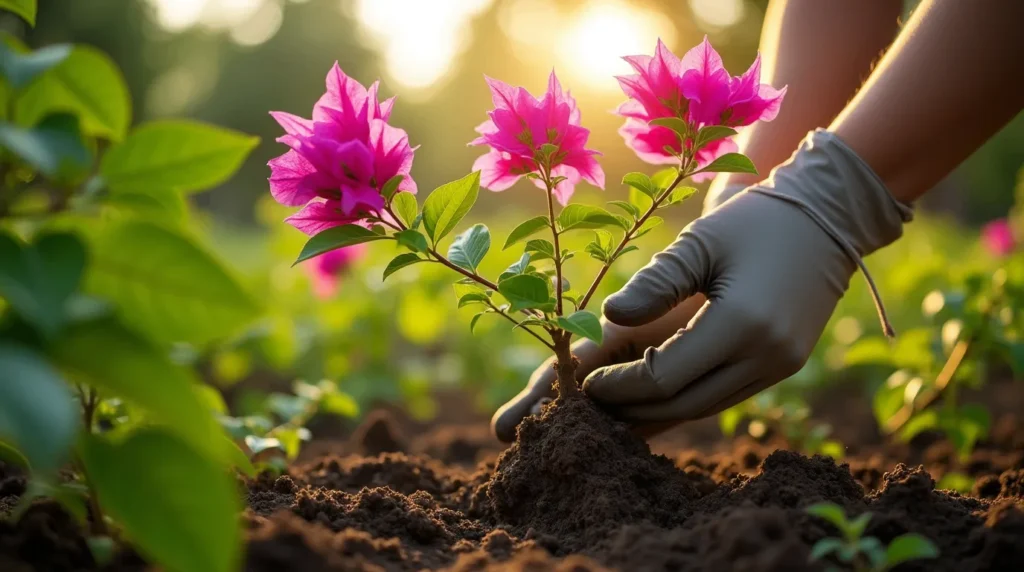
xmin=806 ymin=502 xmax=939 ymax=571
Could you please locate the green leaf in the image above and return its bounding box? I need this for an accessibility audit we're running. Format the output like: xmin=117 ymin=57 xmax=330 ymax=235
xmin=651 ymin=168 xmax=679 ymax=189
xmin=622 ymin=172 xmax=657 ymax=198
xmin=695 ymin=152 xmax=758 ymax=175
xmin=16 ymin=45 xmax=130 ymax=141
xmin=0 ymin=113 xmax=91 ymax=179
xmin=649 ymin=117 xmax=689 ymax=144
xmin=805 ymin=502 xmax=849 ymax=531
xmin=557 ymin=310 xmax=603 ymax=344
xmin=100 ymin=120 xmax=259 ymax=193
xmin=321 ymin=391 xmax=359 ymax=417
xmin=0 ymin=42 xmax=70 ymax=88
xmin=525 ymin=239 xmax=555 ymax=261
xmin=498 ymin=274 xmax=550 ymax=312
xmin=396 ymin=229 xmax=429 ymax=253
xmin=0 ymin=343 xmax=77 ymax=472
xmin=718 ymin=407 xmax=743 ymax=437
xmin=448 ymin=224 xmax=490 ymax=272
xmin=422 ymin=171 xmax=480 ymax=242
xmin=584 ymin=229 xmax=613 ymax=262
xmin=381 ymin=174 xmax=405 ymax=201
xmin=613 ymin=245 xmax=640 ymax=262
xmin=558 ymin=204 xmax=629 ymax=232
xmin=936 ymin=471 xmax=974 ymax=494
xmin=504 ymin=252 xmax=531 ymax=276
xmin=223 ymin=438 xmax=256 ymax=478
xmin=0 ymin=439 xmax=30 ymax=469
xmin=469 ymin=311 xmax=489 ymax=333
xmin=662 ymin=186 xmax=698 ymax=207
xmin=884 ymin=533 xmax=939 ymax=567
xmin=81 ymin=428 xmax=242 ymax=572
xmin=503 ymin=216 xmax=550 ymax=250
xmin=52 ymin=318 xmax=226 ymax=462
xmin=629 ymin=186 xmax=654 ymax=211
xmin=458 ymin=292 xmax=490 ymax=308
xmin=0 ymin=230 xmax=87 ymax=338
xmin=0 ymin=0 xmax=36 ymax=26
xmin=898 ymin=409 xmax=940 ymax=442
xmin=846 ymin=512 xmax=872 ymax=541
xmin=392 ymin=191 xmax=418 ymax=228
xmin=84 ymin=221 xmax=260 ymax=346
xmin=843 ymin=337 xmax=894 ymax=367
xmin=382 ymin=253 xmax=424 ymax=280
xmin=809 ymin=538 xmax=844 ymax=562
xmin=694 ymin=125 xmax=737 ymax=151
xmin=608 ymin=200 xmax=640 ymax=219
xmin=634 ymin=216 xmax=664 ymax=238
xmin=295 ymin=224 xmax=391 ymax=264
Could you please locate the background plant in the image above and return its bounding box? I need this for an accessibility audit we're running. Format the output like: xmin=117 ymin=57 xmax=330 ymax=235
xmin=806 ymin=502 xmax=939 ymax=572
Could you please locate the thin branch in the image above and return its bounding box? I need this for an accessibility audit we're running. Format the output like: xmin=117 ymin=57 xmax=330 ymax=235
xmin=884 ymin=338 xmax=971 ymax=434
xmin=489 ymin=303 xmax=555 ymax=350
xmin=543 ymin=166 xmax=564 ymax=316
xmin=578 ymin=164 xmax=689 ymax=311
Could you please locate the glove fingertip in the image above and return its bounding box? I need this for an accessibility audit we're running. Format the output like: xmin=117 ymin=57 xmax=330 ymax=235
xmin=601 ymin=292 xmax=660 ymax=327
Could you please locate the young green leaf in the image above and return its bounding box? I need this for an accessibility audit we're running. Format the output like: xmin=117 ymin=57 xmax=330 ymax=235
xmin=448 ymin=224 xmax=490 ymax=272
xmin=16 ymin=45 xmax=130 ymax=141
xmin=321 ymin=391 xmax=359 ymax=417
xmin=0 ymin=440 xmax=30 ymax=469
xmin=557 ymin=310 xmax=603 ymax=344
xmin=396 ymin=229 xmax=430 ymax=253
xmin=898 ymin=409 xmax=939 ymax=442
xmin=629 ymin=186 xmax=654 ymax=211
xmin=51 ymin=318 xmax=226 ymax=463
xmin=422 ymin=171 xmax=480 ymax=242
xmin=884 ymin=533 xmax=939 ymax=567
xmin=391 ymin=191 xmax=418 ymax=228
xmin=81 ymin=428 xmax=242 ymax=572
xmin=381 ymin=174 xmax=405 ymax=201
xmin=222 ymin=438 xmax=256 ymax=478
xmin=694 ymin=125 xmax=737 ymax=151
xmin=805 ymin=502 xmax=849 ymax=532
xmin=718 ymin=407 xmax=743 ymax=437
xmin=694 ymin=152 xmax=758 ymax=175
xmin=101 ymin=120 xmax=259 ymax=193
xmin=0 ymin=0 xmax=36 ymax=26
xmin=622 ymin=172 xmax=657 ymax=198
xmin=613 ymin=245 xmax=640 ymax=262
xmin=634 ymin=216 xmax=664 ymax=238
xmin=0 ymin=42 xmax=70 ymax=88
xmin=607 ymin=200 xmax=640 ymax=220
xmin=382 ymin=253 xmax=424 ymax=280
xmin=558 ymin=204 xmax=629 ymax=232
xmin=0 ymin=343 xmax=77 ymax=473
xmin=809 ymin=538 xmax=845 ymax=562
xmin=0 ymin=113 xmax=92 ymax=179
xmin=295 ymin=224 xmax=391 ymax=264
xmin=525 ymin=239 xmax=555 ymax=261
xmin=846 ymin=512 xmax=872 ymax=541
xmin=458 ymin=292 xmax=491 ymax=308
xmin=85 ymin=221 xmax=261 ymax=345
xmin=504 ymin=252 xmax=532 ymax=276
xmin=662 ymin=186 xmax=698 ymax=207
xmin=469 ymin=311 xmax=490 ymax=333
xmin=649 ymin=117 xmax=689 ymax=144
xmin=498 ymin=274 xmax=550 ymax=312
xmin=650 ymin=168 xmax=679 ymax=190
xmin=503 ymin=216 xmax=550 ymax=250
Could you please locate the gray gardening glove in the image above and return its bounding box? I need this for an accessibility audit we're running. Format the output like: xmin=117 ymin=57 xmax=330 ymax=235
xmin=581 ymin=129 xmax=912 ymax=426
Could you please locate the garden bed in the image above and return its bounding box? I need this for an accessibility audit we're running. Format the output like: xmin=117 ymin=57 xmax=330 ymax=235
xmin=2 ymin=384 xmax=1023 ymax=572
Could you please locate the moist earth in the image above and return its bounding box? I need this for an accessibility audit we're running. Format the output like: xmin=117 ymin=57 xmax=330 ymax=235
xmin=1 ymin=390 xmax=1023 ymax=571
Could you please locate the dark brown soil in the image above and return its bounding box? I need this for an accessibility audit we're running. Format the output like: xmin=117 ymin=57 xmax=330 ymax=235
xmin=2 ymin=387 xmax=1023 ymax=571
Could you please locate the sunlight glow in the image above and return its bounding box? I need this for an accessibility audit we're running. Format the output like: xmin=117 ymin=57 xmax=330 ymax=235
xmin=688 ymin=0 xmax=745 ymax=29
xmin=556 ymin=0 xmax=676 ymax=92
xmin=145 ymin=0 xmax=283 ymax=47
xmin=352 ymin=0 xmax=493 ymax=91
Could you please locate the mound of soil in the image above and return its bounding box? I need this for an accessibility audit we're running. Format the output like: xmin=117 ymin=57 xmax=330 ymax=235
xmin=2 ymin=390 xmax=1023 ymax=571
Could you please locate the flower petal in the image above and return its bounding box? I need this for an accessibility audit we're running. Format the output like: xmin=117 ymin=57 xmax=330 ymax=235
xmin=268 ymin=150 xmax=317 ymax=206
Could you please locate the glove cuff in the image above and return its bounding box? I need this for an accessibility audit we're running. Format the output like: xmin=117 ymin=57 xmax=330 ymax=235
xmin=753 ymin=128 xmax=913 ymax=257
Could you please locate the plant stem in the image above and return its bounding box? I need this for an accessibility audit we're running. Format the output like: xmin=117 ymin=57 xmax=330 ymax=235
xmin=551 ymin=331 xmax=579 ymax=397
xmin=578 ymin=167 xmax=689 ymax=311
xmin=488 ymin=304 xmax=555 ymax=350
xmin=542 ymin=168 xmax=564 ymax=316
xmin=77 ymin=387 xmax=109 ymax=536
xmin=885 ymin=338 xmax=971 ymax=434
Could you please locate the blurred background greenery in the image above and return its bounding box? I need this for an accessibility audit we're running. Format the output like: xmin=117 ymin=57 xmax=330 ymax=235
xmin=11 ymin=0 xmax=1022 ymax=422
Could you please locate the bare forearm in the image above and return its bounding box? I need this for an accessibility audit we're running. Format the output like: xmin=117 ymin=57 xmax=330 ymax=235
xmin=832 ymin=0 xmax=1024 ymax=203
xmin=711 ymin=0 xmax=901 ymax=194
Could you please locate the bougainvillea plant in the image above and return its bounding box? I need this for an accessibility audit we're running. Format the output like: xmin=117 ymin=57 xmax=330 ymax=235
xmin=271 ymin=37 xmax=785 ymax=400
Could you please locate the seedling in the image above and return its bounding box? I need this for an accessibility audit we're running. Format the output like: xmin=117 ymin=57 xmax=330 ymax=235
xmin=275 ymin=38 xmax=785 ymax=400
xmin=806 ymin=503 xmax=939 ymax=571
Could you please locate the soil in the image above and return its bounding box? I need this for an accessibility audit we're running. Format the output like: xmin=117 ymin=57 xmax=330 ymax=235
xmin=1 ymin=383 xmax=1023 ymax=571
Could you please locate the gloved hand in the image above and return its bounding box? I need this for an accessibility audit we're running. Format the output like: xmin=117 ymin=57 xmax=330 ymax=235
xmin=490 ymin=129 xmax=911 ymax=441
xmin=582 ymin=129 xmax=911 ymax=425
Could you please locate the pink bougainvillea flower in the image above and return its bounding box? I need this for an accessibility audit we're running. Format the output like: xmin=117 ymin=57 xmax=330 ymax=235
xmin=982 ymin=218 xmax=1015 ymax=257
xmin=470 ymin=71 xmax=604 ymax=205
xmin=304 ymin=244 xmax=368 ymax=299
xmin=615 ymin=37 xmax=786 ymax=178
xmin=268 ymin=63 xmax=416 ymax=235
